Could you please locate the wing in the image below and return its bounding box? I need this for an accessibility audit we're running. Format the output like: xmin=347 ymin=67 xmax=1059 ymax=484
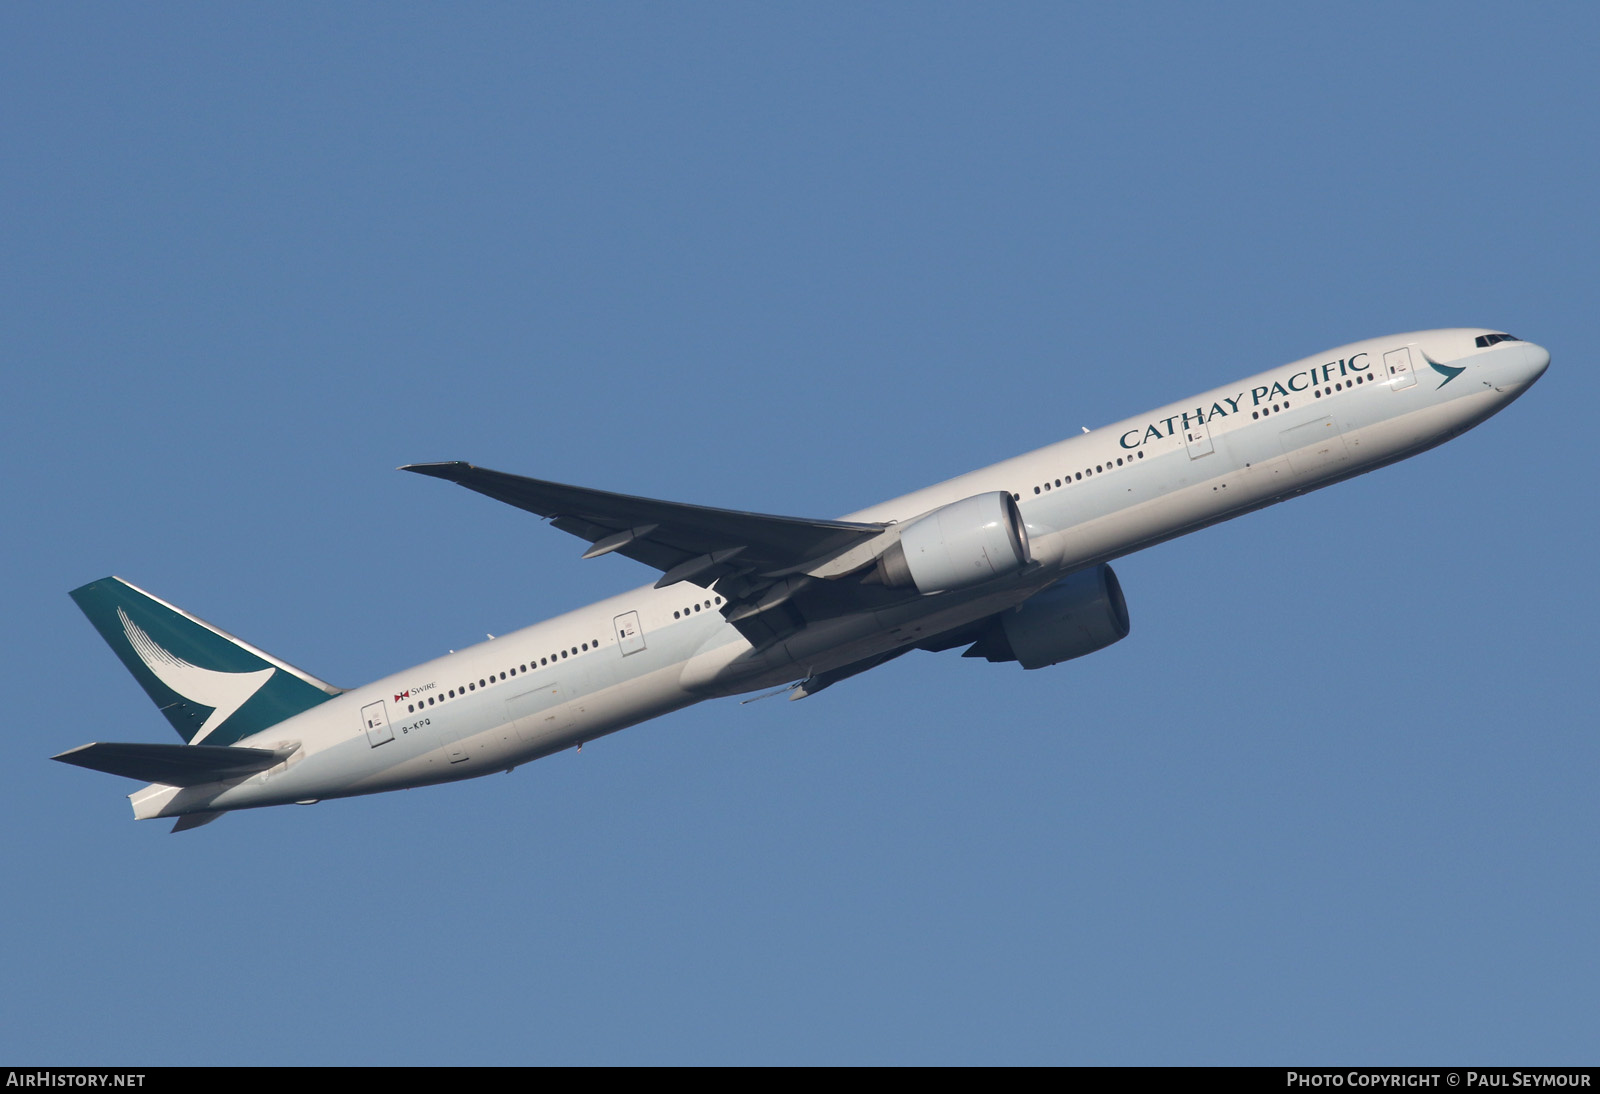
xmin=402 ymin=462 xmax=896 ymax=644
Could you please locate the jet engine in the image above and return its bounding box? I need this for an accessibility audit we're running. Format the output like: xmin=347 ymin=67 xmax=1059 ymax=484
xmin=964 ymin=564 xmax=1130 ymax=668
xmin=873 ymin=491 xmax=1031 ymax=594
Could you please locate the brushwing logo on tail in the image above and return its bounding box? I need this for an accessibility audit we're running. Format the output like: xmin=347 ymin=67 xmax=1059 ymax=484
xmin=118 ymin=608 xmax=274 ymax=744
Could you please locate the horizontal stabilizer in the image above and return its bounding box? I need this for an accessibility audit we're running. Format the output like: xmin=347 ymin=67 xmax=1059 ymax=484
xmin=52 ymin=741 xmax=293 ymax=787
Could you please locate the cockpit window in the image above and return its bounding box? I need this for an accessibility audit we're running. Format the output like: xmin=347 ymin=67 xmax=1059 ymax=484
xmin=1475 ymin=333 xmax=1519 ymax=348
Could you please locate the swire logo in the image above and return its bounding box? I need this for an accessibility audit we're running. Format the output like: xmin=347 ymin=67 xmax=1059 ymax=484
xmin=394 ymin=690 xmax=409 ymax=702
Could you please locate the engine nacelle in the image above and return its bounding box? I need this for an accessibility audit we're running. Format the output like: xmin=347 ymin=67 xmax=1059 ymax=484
xmin=874 ymin=491 xmax=1031 ymax=595
xmin=966 ymin=564 xmax=1130 ymax=669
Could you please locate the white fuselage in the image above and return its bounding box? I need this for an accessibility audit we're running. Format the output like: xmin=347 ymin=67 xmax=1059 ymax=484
xmin=130 ymin=328 xmax=1549 ymax=821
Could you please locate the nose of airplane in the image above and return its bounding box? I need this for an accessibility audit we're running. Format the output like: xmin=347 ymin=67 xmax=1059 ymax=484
xmin=1521 ymin=341 xmax=1551 ymax=385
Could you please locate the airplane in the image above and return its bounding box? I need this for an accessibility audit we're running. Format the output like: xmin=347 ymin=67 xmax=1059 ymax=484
xmin=55 ymin=328 xmax=1549 ymax=830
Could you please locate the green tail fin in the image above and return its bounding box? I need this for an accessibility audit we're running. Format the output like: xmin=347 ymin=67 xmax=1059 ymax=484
xmin=70 ymin=577 xmax=341 ymax=745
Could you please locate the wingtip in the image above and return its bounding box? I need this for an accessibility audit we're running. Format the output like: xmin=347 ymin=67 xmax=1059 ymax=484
xmin=399 ymin=461 xmax=472 ymax=478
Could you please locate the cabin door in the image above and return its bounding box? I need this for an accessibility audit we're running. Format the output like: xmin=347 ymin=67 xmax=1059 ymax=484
xmin=614 ymin=611 xmax=646 ymax=656
xmin=1384 ymin=346 xmax=1417 ymax=391
xmin=360 ymin=700 xmax=393 ymax=747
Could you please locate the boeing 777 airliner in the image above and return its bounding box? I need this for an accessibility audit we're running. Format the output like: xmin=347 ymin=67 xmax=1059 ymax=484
xmin=57 ymin=329 xmax=1549 ymax=830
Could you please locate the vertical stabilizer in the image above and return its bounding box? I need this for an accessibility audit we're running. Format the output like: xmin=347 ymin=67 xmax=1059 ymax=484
xmin=70 ymin=577 xmax=341 ymax=745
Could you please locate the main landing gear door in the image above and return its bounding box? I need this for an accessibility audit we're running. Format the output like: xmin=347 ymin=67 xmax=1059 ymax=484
xmin=1385 ymin=346 xmax=1417 ymax=391
xmin=1279 ymin=415 xmax=1350 ymax=476
xmin=614 ymin=610 xmax=646 ymax=656
xmin=361 ymin=700 xmax=394 ymax=747
xmin=507 ymin=683 xmax=572 ymax=745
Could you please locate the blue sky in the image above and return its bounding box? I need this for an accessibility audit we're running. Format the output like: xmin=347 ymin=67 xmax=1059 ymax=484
xmin=3 ymin=3 xmax=1595 ymax=1064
